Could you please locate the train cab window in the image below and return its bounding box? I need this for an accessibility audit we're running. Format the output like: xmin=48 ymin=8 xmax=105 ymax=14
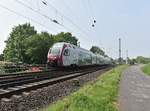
xmin=48 ymin=48 xmax=51 ymax=53
xmin=64 ymin=49 xmax=70 ymax=56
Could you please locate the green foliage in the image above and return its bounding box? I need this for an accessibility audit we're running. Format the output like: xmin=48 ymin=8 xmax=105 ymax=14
xmin=0 ymin=61 xmax=13 ymax=74
xmin=3 ymin=23 xmax=37 ymax=62
xmin=42 ymin=65 xmax=128 ymax=111
xmin=54 ymin=32 xmax=78 ymax=46
xmin=136 ymin=56 xmax=150 ymax=64
xmin=90 ymin=46 xmax=109 ymax=57
xmin=0 ymin=54 xmax=4 ymax=61
xmin=25 ymin=32 xmax=54 ymax=64
xmin=3 ymin=23 xmax=78 ymax=64
xmin=142 ymin=64 xmax=150 ymax=75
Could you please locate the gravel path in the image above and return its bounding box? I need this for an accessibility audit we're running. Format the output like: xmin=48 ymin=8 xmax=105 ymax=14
xmin=119 ymin=65 xmax=150 ymax=111
xmin=0 ymin=68 xmax=109 ymax=111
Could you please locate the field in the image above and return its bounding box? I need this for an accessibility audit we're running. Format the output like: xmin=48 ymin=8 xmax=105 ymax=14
xmin=41 ymin=65 xmax=128 ymax=111
xmin=142 ymin=64 xmax=150 ymax=75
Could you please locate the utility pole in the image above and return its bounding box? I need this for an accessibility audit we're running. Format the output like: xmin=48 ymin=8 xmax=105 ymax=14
xmin=119 ymin=38 xmax=121 ymax=64
xmin=126 ymin=50 xmax=128 ymax=64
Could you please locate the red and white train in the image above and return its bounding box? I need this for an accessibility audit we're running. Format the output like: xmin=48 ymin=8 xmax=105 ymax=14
xmin=47 ymin=42 xmax=112 ymax=67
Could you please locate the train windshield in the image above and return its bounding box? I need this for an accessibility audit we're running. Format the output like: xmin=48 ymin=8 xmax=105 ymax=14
xmin=49 ymin=43 xmax=64 ymax=55
xmin=50 ymin=48 xmax=60 ymax=55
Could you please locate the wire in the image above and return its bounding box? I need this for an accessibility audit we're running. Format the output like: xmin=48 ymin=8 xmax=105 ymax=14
xmin=40 ymin=0 xmax=91 ymax=39
xmin=15 ymin=0 xmax=95 ymax=43
xmin=15 ymin=0 xmax=62 ymax=26
xmin=62 ymin=0 xmax=75 ymax=15
xmin=36 ymin=0 xmax=40 ymax=11
xmin=81 ymin=0 xmax=92 ymax=21
xmin=87 ymin=0 xmax=95 ymax=18
xmin=15 ymin=0 xmax=77 ymax=34
xmin=0 ymin=3 xmax=57 ymax=33
xmin=84 ymin=0 xmax=97 ymax=27
xmin=61 ymin=0 xmax=88 ymax=27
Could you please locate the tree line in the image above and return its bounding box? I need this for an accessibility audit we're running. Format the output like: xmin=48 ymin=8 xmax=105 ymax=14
xmin=0 ymin=23 xmax=106 ymax=64
xmin=130 ymin=56 xmax=150 ymax=64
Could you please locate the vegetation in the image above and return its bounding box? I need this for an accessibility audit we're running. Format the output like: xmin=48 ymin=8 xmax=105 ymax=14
xmin=25 ymin=32 xmax=54 ymax=64
xmin=90 ymin=46 xmax=108 ymax=57
xmin=3 ymin=23 xmax=78 ymax=64
xmin=0 ymin=54 xmax=4 ymax=61
xmin=142 ymin=64 xmax=150 ymax=75
xmin=3 ymin=23 xmax=112 ymax=64
xmin=3 ymin=23 xmax=37 ymax=63
xmin=136 ymin=56 xmax=150 ymax=64
xmin=130 ymin=56 xmax=150 ymax=64
xmin=41 ymin=65 xmax=128 ymax=111
xmin=0 ymin=61 xmax=13 ymax=74
xmin=53 ymin=32 xmax=78 ymax=46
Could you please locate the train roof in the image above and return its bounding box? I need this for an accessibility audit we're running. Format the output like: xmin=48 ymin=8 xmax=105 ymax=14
xmin=53 ymin=42 xmax=87 ymax=51
xmin=52 ymin=42 xmax=108 ymax=57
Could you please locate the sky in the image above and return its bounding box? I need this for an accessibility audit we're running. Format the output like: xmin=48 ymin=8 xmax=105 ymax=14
xmin=0 ymin=0 xmax=150 ymax=59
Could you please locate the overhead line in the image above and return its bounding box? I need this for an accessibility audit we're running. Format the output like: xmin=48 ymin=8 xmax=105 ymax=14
xmin=15 ymin=0 xmax=60 ymax=25
xmin=15 ymin=0 xmax=76 ymax=34
xmin=0 ymin=4 xmax=57 ymax=33
xmin=62 ymin=0 xmax=89 ymax=27
xmin=17 ymin=0 xmax=93 ymax=41
xmin=81 ymin=0 xmax=93 ymax=21
xmin=40 ymin=0 xmax=91 ymax=39
xmin=87 ymin=0 xmax=95 ymax=18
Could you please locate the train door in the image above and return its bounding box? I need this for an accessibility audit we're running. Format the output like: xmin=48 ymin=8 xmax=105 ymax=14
xmin=63 ymin=48 xmax=71 ymax=66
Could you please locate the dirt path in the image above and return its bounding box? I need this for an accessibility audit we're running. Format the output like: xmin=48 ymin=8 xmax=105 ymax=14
xmin=119 ymin=65 xmax=150 ymax=111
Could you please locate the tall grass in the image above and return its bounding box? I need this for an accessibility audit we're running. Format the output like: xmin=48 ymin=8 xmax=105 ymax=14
xmin=142 ymin=64 xmax=150 ymax=75
xmin=41 ymin=65 xmax=128 ymax=111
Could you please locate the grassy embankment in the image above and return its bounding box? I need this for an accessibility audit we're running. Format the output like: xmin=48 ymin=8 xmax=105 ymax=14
xmin=142 ymin=64 xmax=150 ymax=75
xmin=41 ymin=65 xmax=128 ymax=111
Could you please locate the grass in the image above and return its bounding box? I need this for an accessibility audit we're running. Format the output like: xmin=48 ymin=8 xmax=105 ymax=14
xmin=41 ymin=65 xmax=128 ymax=111
xmin=142 ymin=64 xmax=150 ymax=75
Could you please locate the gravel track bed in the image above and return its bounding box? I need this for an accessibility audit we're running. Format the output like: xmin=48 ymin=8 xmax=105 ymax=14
xmin=0 ymin=68 xmax=109 ymax=111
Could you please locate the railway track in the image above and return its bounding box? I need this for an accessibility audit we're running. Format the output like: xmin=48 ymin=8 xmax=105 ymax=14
xmin=0 ymin=67 xmax=55 ymax=78
xmin=0 ymin=65 xmax=109 ymax=99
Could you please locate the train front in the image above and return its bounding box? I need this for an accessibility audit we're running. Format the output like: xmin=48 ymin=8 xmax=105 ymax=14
xmin=47 ymin=43 xmax=63 ymax=67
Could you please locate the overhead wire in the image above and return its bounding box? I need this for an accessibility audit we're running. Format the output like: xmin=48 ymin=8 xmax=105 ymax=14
xmin=61 ymin=0 xmax=77 ymax=17
xmin=86 ymin=0 xmax=97 ymax=27
xmin=87 ymin=0 xmax=96 ymax=19
xmin=36 ymin=0 xmax=40 ymax=11
xmin=16 ymin=0 xmax=95 ymax=43
xmin=0 ymin=3 xmax=57 ymax=33
xmin=40 ymin=0 xmax=92 ymax=40
xmin=6 ymin=0 xmax=95 ymax=43
xmin=15 ymin=0 xmax=79 ymax=35
xmin=81 ymin=0 xmax=104 ymax=50
xmin=39 ymin=0 xmax=84 ymax=36
xmin=61 ymin=0 xmax=78 ymax=19
xmin=15 ymin=0 xmax=63 ymax=26
xmin=62 ymin=0 xmax=93 ymax=34
xmin=81 ymin=0 xmax=93 ymax=21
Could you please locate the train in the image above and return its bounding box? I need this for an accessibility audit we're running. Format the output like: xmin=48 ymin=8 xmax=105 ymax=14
xmin=47 ymin=42 xmax=112 ymax=67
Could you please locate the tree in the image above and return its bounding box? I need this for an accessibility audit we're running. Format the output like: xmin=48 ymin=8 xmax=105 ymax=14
xmin=53 ymin=32 xmax=78 ymax=45
xmin=90 ymin=46 xmax=105 ymax=56
xmin=25 ymin=32 xmax=54 ymax=64
xmin=136 ymin=56 xmax=150 ymax=64
xmin=3 ymin=23 xmax=78 ymax=64
xmin=3 ymin=23 xmax=37 ymax=62
xmin=0 ymin=54 xmax=4 ymax=61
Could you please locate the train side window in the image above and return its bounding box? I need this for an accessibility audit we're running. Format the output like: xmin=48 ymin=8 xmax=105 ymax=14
xmin=64 ymin=49 xmax=70 ymax=56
